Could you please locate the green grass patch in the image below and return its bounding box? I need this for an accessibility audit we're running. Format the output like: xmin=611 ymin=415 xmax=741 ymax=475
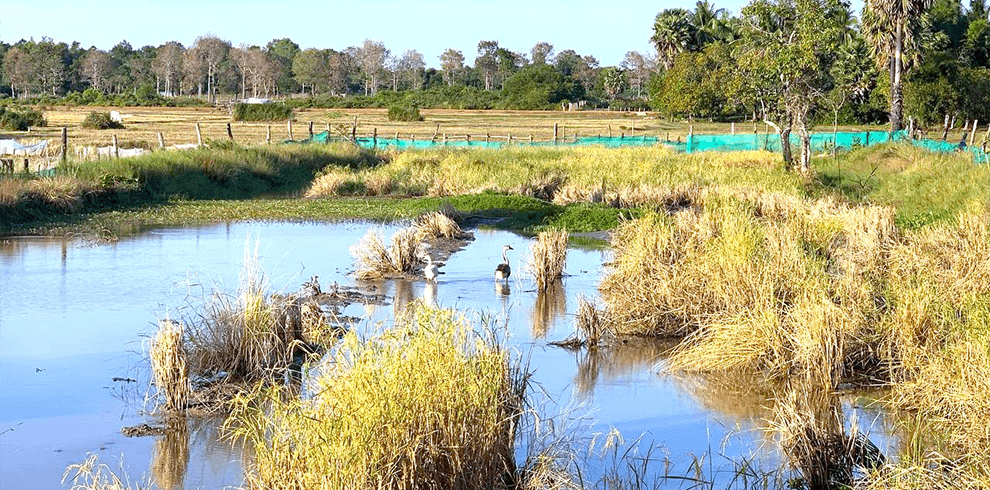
xmin=0 ymin=106 xmax=46 ymax=130
xmin=80 ymin=111 xmax=123 ymax=129
xmin=233 ymin=102 xmax=294 ymax=122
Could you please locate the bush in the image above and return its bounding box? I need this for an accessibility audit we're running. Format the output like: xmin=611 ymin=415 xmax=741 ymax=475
xmin=386 ymin=104 xmax=423 ymax=122
xmin=0 ymin=106 xmax=47 ymax=131
xmin=81 ymin=111 xmax=124 ymax=130
xmin=233 ymin=102 xmax=293 ymax=122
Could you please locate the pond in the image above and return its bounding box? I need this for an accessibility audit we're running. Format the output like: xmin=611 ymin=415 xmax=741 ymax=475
xmin=0 ymin=221 xmax=895 ymax=489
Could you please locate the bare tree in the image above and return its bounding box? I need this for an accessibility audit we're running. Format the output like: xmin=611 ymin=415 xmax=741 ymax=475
xmin=439 ymin=48 xmax=464 ymax=86
xmin=398 ymin=49 xmax=425 ymax=90
xmin=531 ymin=41 xmax=555 ymax=65
xmin=188 ymin=34 xmax=230 ymax=102
xmin=81 ymin=49 xmax=111 ymax=93
xmin=621 ymin=51 xmax=656 ymax=98
xmin=152 ymin=41 xmax=183 ymax=97
xmin=326 ymin=50 xmax=352 ymax=96
xmin=3 ymin=47 xmax=32 ymax=98
xmin=476 ymin=40 xmax=499 ymax=90
xmin=356 ymin=39 xmax=388 ymax=95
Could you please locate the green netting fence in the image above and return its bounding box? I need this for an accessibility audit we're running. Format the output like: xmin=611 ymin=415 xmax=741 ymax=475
xmin=297 ymin=130 xmax=989 ymax=163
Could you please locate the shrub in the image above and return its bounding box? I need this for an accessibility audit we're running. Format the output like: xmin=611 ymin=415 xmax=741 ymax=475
xmin=386 ymin=104 xmax=423 ymax=122
xmin=233 ymin=102 xmax=293 ymax=122
xmin=0 ymin=106 xmax=47 ymax=131
xmin=81 ymin=111 xmax=124 ymax=129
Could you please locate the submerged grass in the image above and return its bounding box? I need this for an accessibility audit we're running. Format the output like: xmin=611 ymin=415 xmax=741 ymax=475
xmin=226 ymin=303 xmax=525 ymax=490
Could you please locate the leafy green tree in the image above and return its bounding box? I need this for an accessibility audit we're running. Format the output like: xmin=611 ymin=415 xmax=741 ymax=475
xmin=264 ymin=38 xmax=300 ymax=95
xmin=475 ymin=41 xmax=499 ymax=90
xmin=501 ymin=64 xmax=583 ymax=109
xmin=292 ymin=48 xmax=327 ymax=95
xmin=531 ymin=42 xmax=555 ymax=65
xmin=440 ymin=49 xmax=464 ymax=86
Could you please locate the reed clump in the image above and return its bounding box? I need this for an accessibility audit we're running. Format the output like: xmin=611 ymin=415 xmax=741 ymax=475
xmin=226 ymin=303 xmax=526 ymax=490
xmin=527 ymin=228 xmax=568 ymax=290
xmin=350 ymin=227 xmax=424 ymax=280
xmin=414 ymin=210 xmax=463 ymax=241
xmin=183 ymin=241 xmax=304 ymax=386
xmin=149 ymin=319 xmax=189 ymax=412
xmin=62 ymin=453 xmax=147 ymax=490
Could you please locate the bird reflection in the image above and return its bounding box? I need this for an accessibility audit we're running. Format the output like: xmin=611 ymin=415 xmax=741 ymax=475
xmin=423 ymin=280 xmax=437 ymax=306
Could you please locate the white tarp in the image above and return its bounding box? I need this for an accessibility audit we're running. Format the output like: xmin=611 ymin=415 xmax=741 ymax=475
xmin=0 ymin=139 xmax=49 ymax=156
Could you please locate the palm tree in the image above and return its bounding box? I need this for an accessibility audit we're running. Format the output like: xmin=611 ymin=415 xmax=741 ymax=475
xmin=692 ymin=1 xmax=732 ymax=45
xmin=862 ymin=0 xmax=935 ymax=131
xmin=652 ymin=8 xmax=695 ymax=70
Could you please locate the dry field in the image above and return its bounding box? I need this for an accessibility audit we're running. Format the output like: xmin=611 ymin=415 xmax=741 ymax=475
xmin=7 ymin=105 xmax=890 ymax=153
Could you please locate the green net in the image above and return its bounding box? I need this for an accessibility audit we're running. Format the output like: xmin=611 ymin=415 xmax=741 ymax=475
xmin=294 ymin=130 xmax=988 ymax=163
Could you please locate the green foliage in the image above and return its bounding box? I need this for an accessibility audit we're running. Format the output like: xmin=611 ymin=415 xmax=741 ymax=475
xmin=499 ymin=65 xmax=584 ymax=110
xmin=386 ymin=104 xmax=423 ymax=122
xmin=0 ymin=106 xmax=46 ymax=130
xmin=80 ymin=111 xmax=123 ymax=130
xmin=649 ymin=47 xmax=728 ymax=119
xmin=232 ymin=103 xmax=293 ymax=122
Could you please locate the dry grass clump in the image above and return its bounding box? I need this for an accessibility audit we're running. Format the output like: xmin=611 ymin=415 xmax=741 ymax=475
xmin=575 ymin=295 xmax=610 ymax=348
xmin=350 ymin=228 xmax=424 ymax=280
xmin=62 ymin=453 xmax=148 ymax=490
xmin=149 ymin=320 xmax=189 ymax=412
xmin=599 ymin=190 xmax=898 ymax=383
xmin=226 ymin=303 xmax=526 ymax=490
xmin=414 ymin=211 xmax=463 ymax=240
xmin=527 ymin=228 xmax=568 ymax=290
xmin=304 ymin=167 xmax=353 ymax=197
xmin=184 ymin=241 xmax=303 ymax=384
xmin=0 ymin=175 xmax=93 ymax=213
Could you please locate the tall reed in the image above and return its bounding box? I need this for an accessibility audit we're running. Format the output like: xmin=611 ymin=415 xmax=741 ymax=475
xmin=527 ymin=228 xmax=568 ymax=290
xmin=149 ymin=319 xmax=189 ymax=412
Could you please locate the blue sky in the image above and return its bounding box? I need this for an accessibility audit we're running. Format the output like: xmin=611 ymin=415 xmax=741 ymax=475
xmin=0 ymin=0 xmax=753 ymax=68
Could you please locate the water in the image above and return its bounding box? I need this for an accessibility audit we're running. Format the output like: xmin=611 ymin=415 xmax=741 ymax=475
xmin=0 ymin=222 xmax=895 ymax=489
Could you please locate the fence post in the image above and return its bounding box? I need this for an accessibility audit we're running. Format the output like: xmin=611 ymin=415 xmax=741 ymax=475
xmin=287 ymin=120 xmax=294 ymax=141
xmin=352 ymin=118 xmax=358 ymax=141
xmin=553 ymin=123 xmax=558 ymax=144
xmin=373 ymin=127 xmax=377 ymax=147
xmin=195 ymin=123 xmax=203 ymax=147
xmin=607 ymin=125 xmax=612 ymax=138
xmin=226 ymin=122 xmax=234 ymax=142
xmin=60 ymin=127 xmax=68 ymax=163
xmin=308 ymin=121 xmax=314 ymax=138
xmin=970 ymin=119 xmax=979 ymax=146
xmin=982 ymin=124 xmax=990 ymax=152
xmin=112 ymin=134 xmax=120 ymax=159
xmin=157 ymin=132 xmax=165 ymax=149
xmin=731 ymin=122 xmax=735 ymax=135
xmin=266 ymin=125 xmax=272 ymax=144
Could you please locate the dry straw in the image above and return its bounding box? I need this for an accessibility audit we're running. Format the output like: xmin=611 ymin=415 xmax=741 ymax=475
xmin=226 ymin=303 xmax=527 ymax=490
xmin=350 ymin=227 xmax=424 ymax=280
xmin=528 ymin=228 xmax=568 ymax=290
xmin=414 ymin=211 xmax=463 ymax=241
xmin=149 ymin=319 xmax=189 ymax=412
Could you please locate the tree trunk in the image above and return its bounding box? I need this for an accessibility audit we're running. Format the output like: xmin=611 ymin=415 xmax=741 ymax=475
xmin=781 ymin=126 xmax=793 ymax=166
xmin=890 ymin=20 xmax=904 ymax=132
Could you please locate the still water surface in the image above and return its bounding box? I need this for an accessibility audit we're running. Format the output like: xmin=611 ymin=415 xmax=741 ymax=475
xmin=0 ymin=221 xmax=891 ymax=489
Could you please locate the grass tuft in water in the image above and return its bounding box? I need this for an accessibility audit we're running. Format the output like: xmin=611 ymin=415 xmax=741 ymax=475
xmin=149 ymin=319 xmax=189 ymax=412
xmin=527 ymin=228 xmax=568 ymax=290
xmin=226 ymin=302 xmax=526 ymax=490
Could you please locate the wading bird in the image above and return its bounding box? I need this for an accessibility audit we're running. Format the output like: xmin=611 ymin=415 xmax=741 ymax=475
xmin=494 ymin=244 xmax=513 ymax=282
xmin=423 ymin=253 xmax=441 ymax=281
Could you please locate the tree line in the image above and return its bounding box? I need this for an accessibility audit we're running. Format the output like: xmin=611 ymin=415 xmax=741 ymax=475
xmin=0 ymin=35 xmax=657 ymax=110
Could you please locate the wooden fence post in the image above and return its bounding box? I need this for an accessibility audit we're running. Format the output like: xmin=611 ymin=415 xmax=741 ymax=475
xmin=112 ymin=134 xmax=120 ymax=159
xmin=60 ymin=127 xmax=68 ymax=163
xmin=351 ymin=118 xmax=358 ymax=141
xmin=970 ymin=119 xmax=979 ymax=146
xmin=287 ymin=119 xmax=294 ymax=141
xmin=308 ymin=121 xmax=314 ymax=138
xmin=553 ymin=123 xmax=558 ymax=144
xmin=731 ymin=122 xmax=735 ymax=135
xmin=266 ymin=125 xmax=272 ymax=144
xmin=983 ymin=124 xmax=990 ymax=152
xmin=373 ymin=127 xmax=377 ymax=147
xmin=195 ymin=123 xmax=203 ymax=147
xmin=226 ymin=122 xmax=234 ymax=142
xmin=607 ymin=125 xmax=612 ymax=138
xmin=157 ymin=132 xmax=165 ymax=149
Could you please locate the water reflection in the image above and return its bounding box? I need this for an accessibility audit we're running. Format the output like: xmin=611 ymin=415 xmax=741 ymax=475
xmin=530 ymin=281 xmax=566 ymax=339
xmin=151 ymin=418 xmax=190 ymax=490
xmin=392 ymin=279 xmax=415 ymax=317
xmin=571 ymin=341 xmax=669 ymax=400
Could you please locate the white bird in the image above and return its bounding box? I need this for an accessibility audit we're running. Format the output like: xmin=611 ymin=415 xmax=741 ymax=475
xmin=423 ymin=253 xmax=440 ymax=281
xmin=494 ymin=244 xmax=513 ymax=282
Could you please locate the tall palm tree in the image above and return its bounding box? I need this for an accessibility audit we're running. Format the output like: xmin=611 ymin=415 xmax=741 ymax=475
xmin=652 ymin=8 xmax=695 ymax=69
xmin=862 ymin=0 xmax=935 ymax=131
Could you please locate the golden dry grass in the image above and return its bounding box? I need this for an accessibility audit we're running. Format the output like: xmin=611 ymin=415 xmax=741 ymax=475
xmin=226 ymin=303 xmax=525 ymax=490
xmin=149 ymin=319 xmax=189 ymax=412
xmin=413 ymin=211 xmax=463 ymax=241
xmin=62 ymin=453 xmax=147 ymax=490
xmin=527 ymin=228 xmax=568 ymax=290
xmin=350 ymin=227 xmax=424 ymax=280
